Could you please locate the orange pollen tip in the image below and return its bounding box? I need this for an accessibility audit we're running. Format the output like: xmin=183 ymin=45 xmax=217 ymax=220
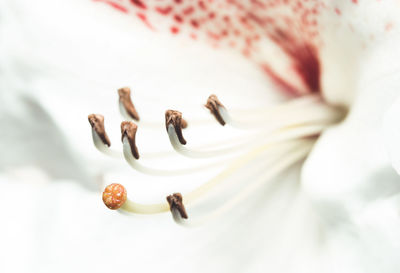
xmin=102 ymin=183 xmax=127 ymax=210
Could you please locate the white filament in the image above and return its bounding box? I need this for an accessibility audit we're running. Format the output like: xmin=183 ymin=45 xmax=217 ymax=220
xmin=120 ymin=139 xmax=313 ymax=218
xmin=91 ymin=128 xmax=121 ymax=158
xmin=185 ymin=140 xmax=314 ymax=226
xmin=168 ymin=123 xmax=326 ymax=159
xmin=220 ymin=103 xmax=342 ymax=129
xmin=231 ymin=95 xmax=321 ymax=117
xmin=122 ymin=137 xmax=225 ymax=176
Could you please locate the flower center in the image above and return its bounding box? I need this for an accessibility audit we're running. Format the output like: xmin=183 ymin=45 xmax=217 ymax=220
xmin=89 ymin=87 xmax=345 ymax=225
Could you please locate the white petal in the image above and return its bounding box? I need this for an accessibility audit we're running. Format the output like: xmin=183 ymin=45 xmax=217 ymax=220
xmin=320 ymin=0 xmax=400 ymax=106
xmin=303 ymin=30 xmax=400 ymax=227
xmin=383 ymin=95 xmax=400 ymax=175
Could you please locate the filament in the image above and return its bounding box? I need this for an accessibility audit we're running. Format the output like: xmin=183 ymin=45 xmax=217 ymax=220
xmin=91 ymin=128 xmax=121 ymax=158
xmin=186 ymin=140 xmax=314 ymax=226
xmin=122 ymin=137 xmax=225 ymax=176
xmin=120 ymin=138 xmax=314 ymax=216
xmin=220 ymin=102 xmax=342 ymax=129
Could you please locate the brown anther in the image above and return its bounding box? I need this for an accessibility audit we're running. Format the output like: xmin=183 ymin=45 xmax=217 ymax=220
xmin=102 ymin=183 xmax=127 ymax=210
xmin=205 ymin=94 xmax=226 ymax=126
xmin=166 ymin=193 xmax=188 ymax=219
xmin=165 ymin=110 xmax=187 ymax=145
xmin=88 ymin=114 xmax=111 ymax=147
xmin=181 ymin=118 xmax=188 ymax=129
xmin=121 ymin=121 xmax=140 ymax=159
xmin=118 ymin=87 xmax=140 ymax=121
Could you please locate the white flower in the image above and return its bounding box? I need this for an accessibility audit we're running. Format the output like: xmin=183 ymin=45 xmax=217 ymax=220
xmin=1 ymin=0 xmax=400 ymax=272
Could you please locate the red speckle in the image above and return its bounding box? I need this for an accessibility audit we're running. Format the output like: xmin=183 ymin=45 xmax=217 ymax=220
xmin=96 ymin=0 xmax=323 ymax=96
xmin=93 ymin=0 xmax=128 ymax=13
xmin=385 ymin=22 xmax=394 ymax=32
xmin=198 ymin=1 xmax=207 ymax=10
xmin=136 ymin=13 xmax=154 ymax=30
xmin=334 ymin=8 xmax=341 ymax=15
xmin=208 ymin=31 xmax=220 ymax=40
xmin=183 ymin=6 xmax=195 ymax=15
xmin=352 ymin=0 xmax=358 ymax=4
xmin=130 ymin=0 xmax=147 ymax=9
xmin=242 ymin=48 xmax=251 ymax=57
xmin=155 ymin=6 xmax=173 ymax=15
xmin=245 ymin=37 xmax=252 ymax=47
xmin=190 ymin=19 xmax=200 ymax=28
xmin=262 ymin=65 xmax=299 ymax=96
xmin=251 ymin=0 xmax=266 ymax=8
xmin=239 ymin=16 xmax=254 ymax=30
xmin=170 ymin=26 xmax=180 ymax=34
xmin=174 ymin=14 xmax=184 ymax=23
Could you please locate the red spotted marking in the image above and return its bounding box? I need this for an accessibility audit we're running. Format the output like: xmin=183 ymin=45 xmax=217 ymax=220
xmin=93 ymin=0 xmax=128 ymax=13
xmin=155 ymin=6 xmax=173 ymax=15
xmin=171 ymin=26 xmax=180 ymax=34
xmin=93 ymin=0 xmax=331 ymax=95
xmin=131 ymin=0 xmax=147 ymax=9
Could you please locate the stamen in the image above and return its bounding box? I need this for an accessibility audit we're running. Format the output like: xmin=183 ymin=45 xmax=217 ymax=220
xmin=94 ymin=86 xmax=345 ymax=225
xmin=121 ymin=121 xmax=140 ymax=159
xmin=167 ymin=193 xmax=188 ymax=220
xmin=165 ymin=110 xmax=187 ymax=145
xmin=88 ymin=114 xmax=111 ymax=147
xmin=205 ymin=94 xmax=226 ymax=126
xmin=118 ymin=87 xmax=140 ymax=121
xmin=102 ymin=183 xmax=127 ymax=210
xmin=88 ymin=114 xmax=121 ymax=158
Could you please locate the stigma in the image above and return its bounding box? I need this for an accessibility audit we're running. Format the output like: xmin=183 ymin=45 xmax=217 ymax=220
xmin=89 ymin=88 xmax=344 ymax=225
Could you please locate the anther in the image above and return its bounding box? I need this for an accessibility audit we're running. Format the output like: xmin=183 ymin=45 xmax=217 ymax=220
xmin=165 ymin=110 xmax=187 ymax=145
xmin=166 ymin=193 xmax=188 ymax=219
xmin=88 ymin=114 xmax=111 ymax=147
xmin=181 ymin=118 xmax=188 ymax=129
xmin=121 ymin=121 xmax=140 ymax=159
xmin=118 ymin=87 xmax=140 ymax=121
xmin=102 ymin=183 xmax=127 ymax=210
xmin=205 ymin=94 xmax=226 ymax=126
